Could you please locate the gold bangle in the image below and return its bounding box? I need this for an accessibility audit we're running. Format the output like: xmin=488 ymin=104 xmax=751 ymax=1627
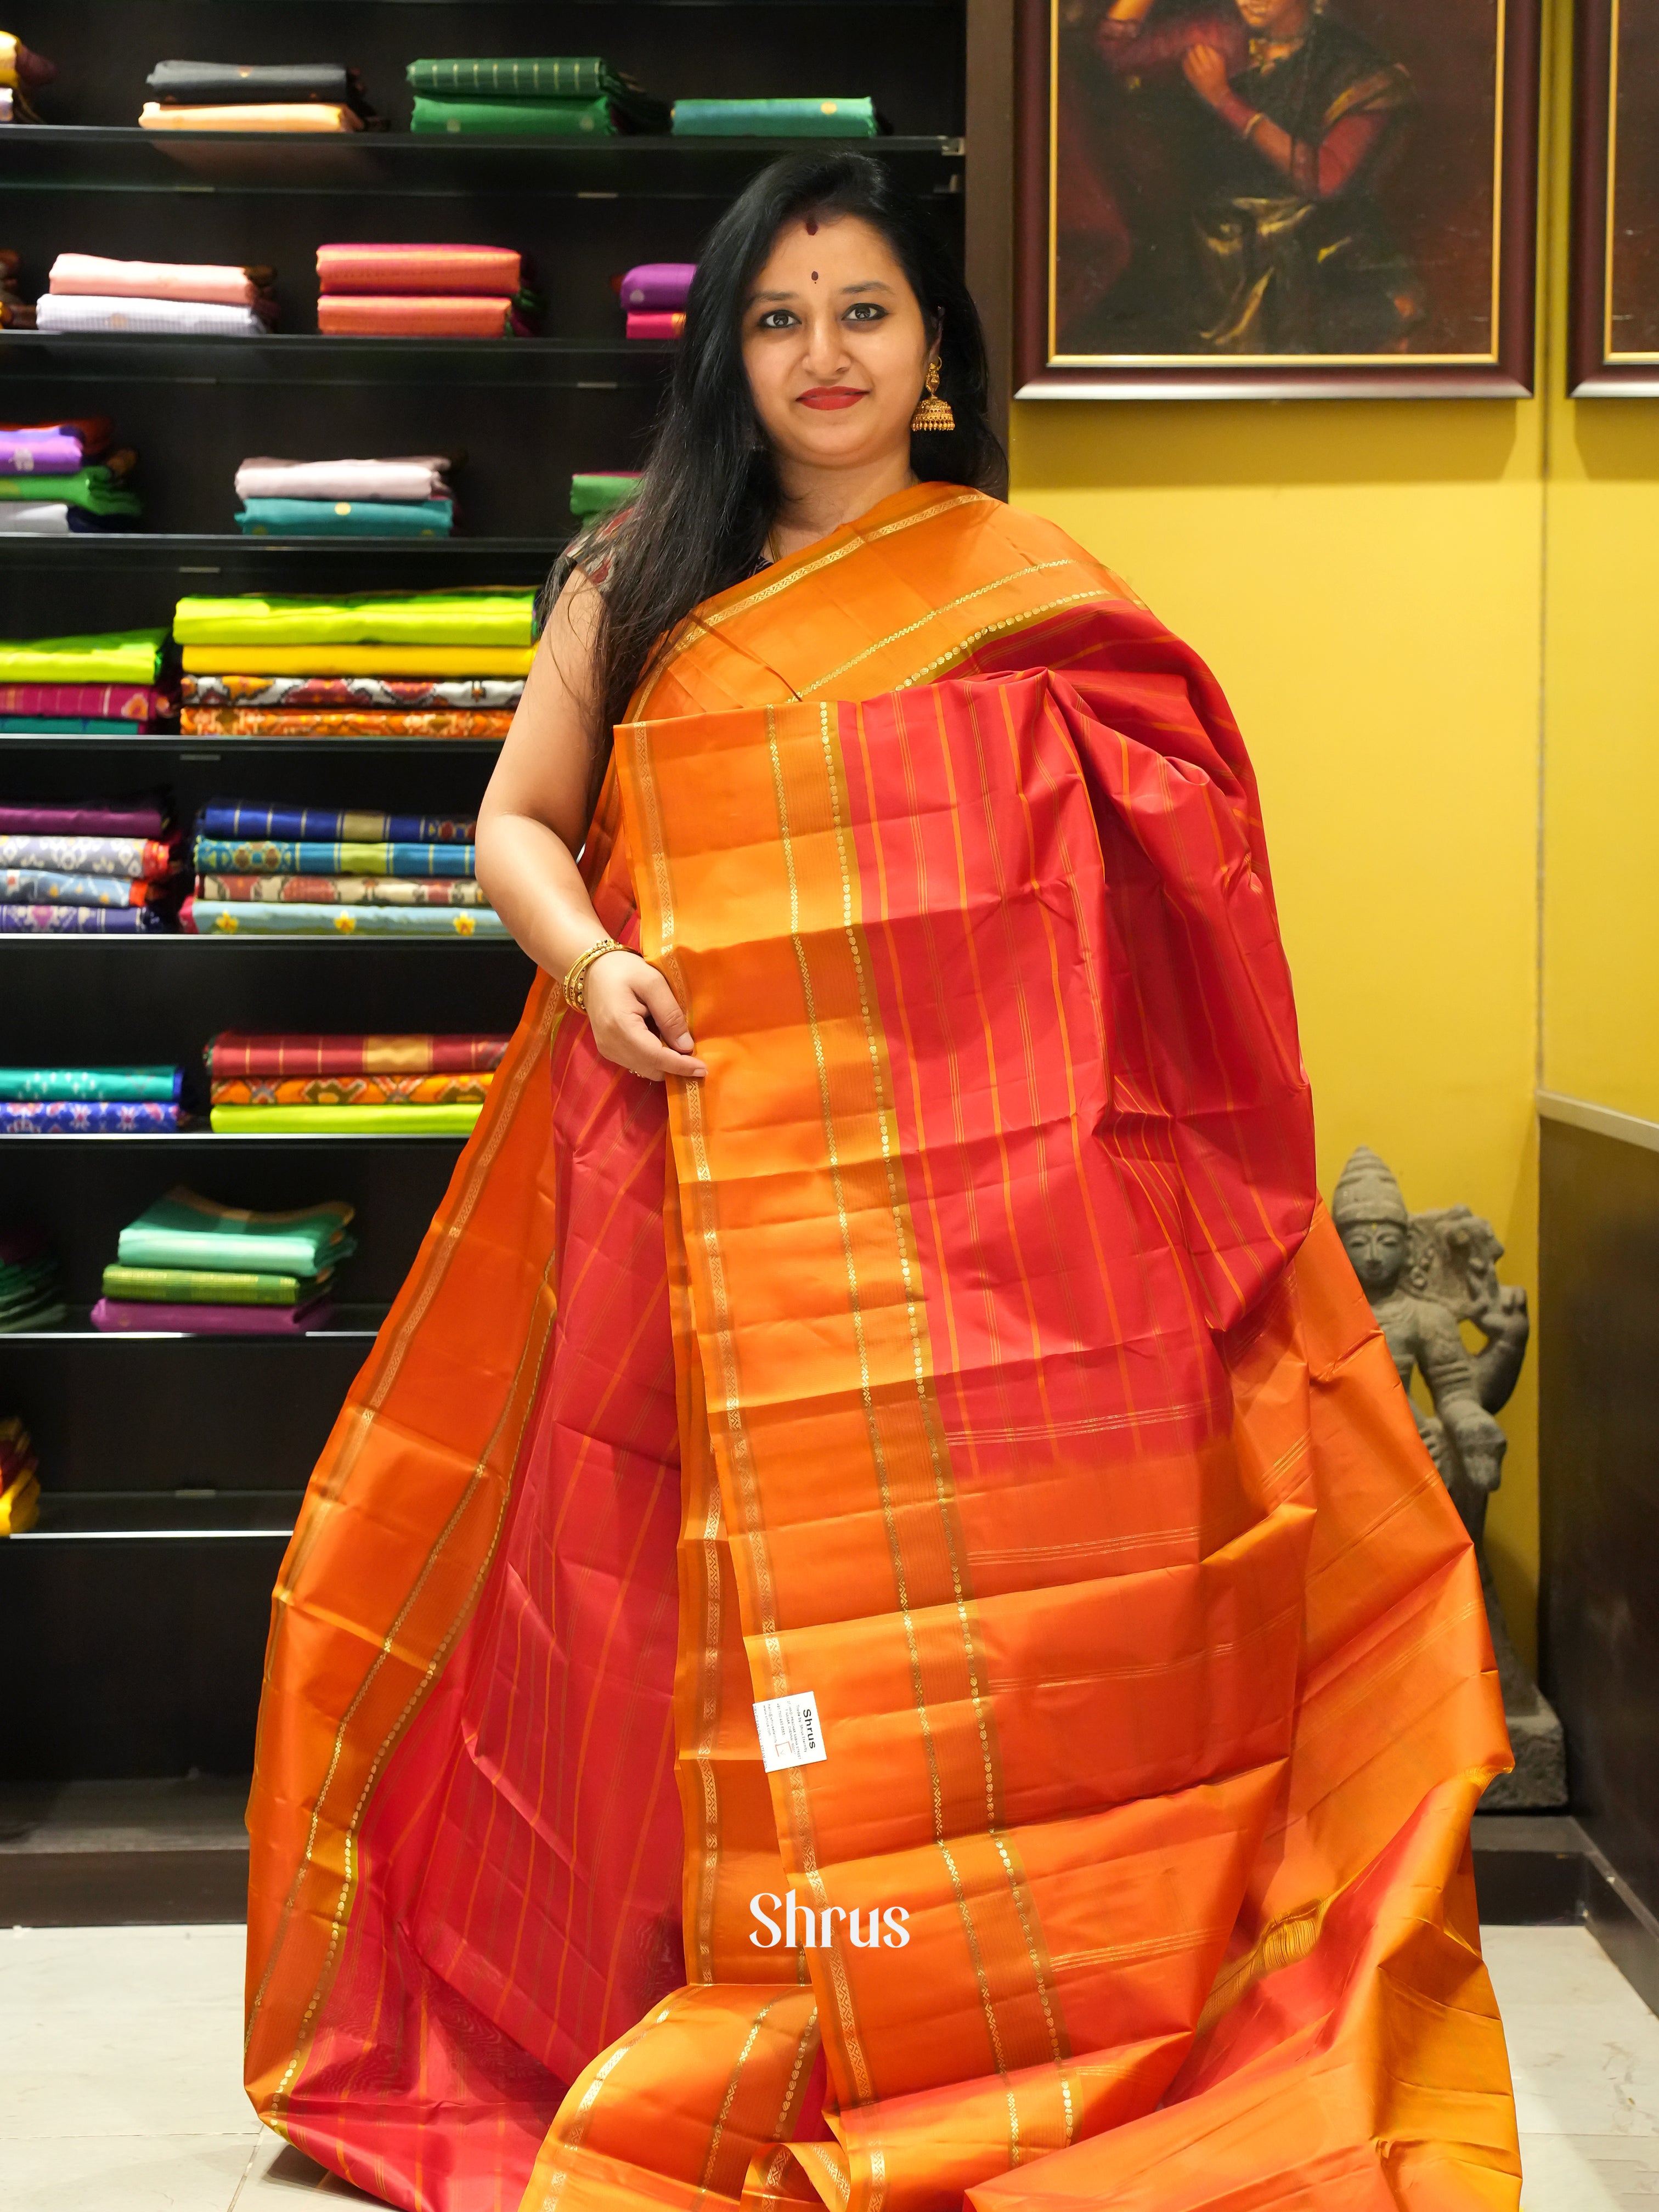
xmin=563 ymin=936 xmax=621 ymax=1012
xmin=1241 ymin=110 xmax=1267 ymax=141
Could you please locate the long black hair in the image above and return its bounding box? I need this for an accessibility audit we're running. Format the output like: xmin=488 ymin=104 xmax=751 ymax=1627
xmin=561 ymin=150 xmax=1007 ymax=748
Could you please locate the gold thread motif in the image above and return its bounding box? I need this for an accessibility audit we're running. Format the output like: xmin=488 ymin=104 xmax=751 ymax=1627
xmin=801 ymin=563 xmax=1081 ymax=694
xmin=893 ymin=591 xmax=1114 ymax=692
xmin=769 ymin=709 xmax=948 ymax=1850
xmin=538 ymin=1992 xmax=687 ymax=2212
xmin=634 ymin=492 xmax=985 ymax=705
xmin=699 ymin=1996 xmax=787 ymax=2192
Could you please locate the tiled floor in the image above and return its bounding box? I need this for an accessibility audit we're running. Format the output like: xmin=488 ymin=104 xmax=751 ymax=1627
xmin=3 ymin=1922 xmax=1657 ymax=2208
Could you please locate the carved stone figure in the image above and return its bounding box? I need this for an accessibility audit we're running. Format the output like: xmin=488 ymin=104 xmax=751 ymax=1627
xmin=1331 ymin=1147 xmax=1565 ymax=1809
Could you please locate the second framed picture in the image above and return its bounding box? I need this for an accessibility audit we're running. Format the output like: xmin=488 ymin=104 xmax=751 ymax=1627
xmin=1015 ymin=0 xmax=1542 ymax=398
xmin=1570 ymin=0 xmax=1659 ymax=395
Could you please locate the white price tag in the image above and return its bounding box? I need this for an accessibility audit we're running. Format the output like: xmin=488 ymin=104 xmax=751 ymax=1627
xmin=753 ymin=1690 xmax=827 ymax=1774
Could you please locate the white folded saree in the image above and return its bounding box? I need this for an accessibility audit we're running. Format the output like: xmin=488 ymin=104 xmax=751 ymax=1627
xmin=233 ymin=456 xmax=452 ymax=504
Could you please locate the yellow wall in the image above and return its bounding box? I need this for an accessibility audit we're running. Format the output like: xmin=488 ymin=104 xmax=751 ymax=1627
xmin=1003 ymin=4 xmax=1602 ymax=1668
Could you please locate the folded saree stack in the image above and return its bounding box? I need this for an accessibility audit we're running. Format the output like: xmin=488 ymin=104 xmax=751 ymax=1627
xmin=670 ymin=94 xmax=880 ymax=136
xmin=38 ymin=252 xmax=278 ymax=338
xmin=0 ymin=1413 xmax=40 ymax=1533
xmin=234 ymin=454 xmax=455 ymax=539
xmin=621 ymin=259 xmax=693 ymax=342
xmin=207 ymin=1028 xmax=506 ymax=1134
xmin=0 ymin=1224 xmax=64 ymax=1334
xmin=174 ymin=589 xmax=528 ymax=740
xmin=182 ymin=797 xmax=504 ymax=940
xmin=0 ymin=1060 xmax=187 ymax=1131
xmin=139 ymin=59 xmax=383 ymax=136
xmin=0 ymin=633 xmax=175 ymax=727
xmin=407 ymin=57 xmax=668 ymax=138
xmin=0 ymin=418 xmax=142 ymax=532
xmin=0 ymin=789 xmax=182 ymax=931
xmin=316 ymin=244 xmax=538 ymax=340
xmin=0 ymin=31 xmax=55 ymax=124
xmin=93 ymin=1186 xmax=353 ymax=1333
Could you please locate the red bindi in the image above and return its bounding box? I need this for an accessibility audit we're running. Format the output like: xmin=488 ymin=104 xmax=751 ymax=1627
xmin=810 ymin=271 xmax=818 ymax=282
xmin=805 ymin=216 xmax=819 ymax=235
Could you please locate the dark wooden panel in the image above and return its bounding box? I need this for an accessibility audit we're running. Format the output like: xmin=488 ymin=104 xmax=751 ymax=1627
xmin=0 ymin=1535 xmax=285 ymax=1778
xmin=1539 ymin=1115 xmax=1659 ymax=1922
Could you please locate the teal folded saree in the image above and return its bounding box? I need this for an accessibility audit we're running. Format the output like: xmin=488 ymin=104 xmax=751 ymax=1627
xmin=670 ymin=96 xmax=878 ymax=137
xmin=236 ymin=499 xmax=455 ymax=538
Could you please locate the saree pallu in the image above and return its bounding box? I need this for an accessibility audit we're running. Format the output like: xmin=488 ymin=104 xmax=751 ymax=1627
xmin=245 ymin=483 xmax=1517 ymax=2212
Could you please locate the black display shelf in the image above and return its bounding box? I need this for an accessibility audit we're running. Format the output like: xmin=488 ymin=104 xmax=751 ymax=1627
xmin=0 ymin=330 xmax=677 ymax=385
xmin=0 ymin=531 xmax=567 ymax=564
xmin=3 ymin=1302 xmax=387 ymax=1340
xmin=19 ymin=1493 xmax=303 ymax=1540
xmin=0 ymin=127 xmax=964 ymax=197
xmin=2 ymin=733 xmax=505 ymax=755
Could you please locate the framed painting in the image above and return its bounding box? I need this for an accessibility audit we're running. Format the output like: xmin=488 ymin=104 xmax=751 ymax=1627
xmin=1014 ymin=0 xmax=1542 ymax=398
xmin=1570 ymin=0 xmax=1659 ymax=394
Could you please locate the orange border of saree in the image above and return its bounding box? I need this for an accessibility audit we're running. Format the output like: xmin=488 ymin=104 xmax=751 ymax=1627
xmin=247 ymin=485 xmax=1518 ymax=2212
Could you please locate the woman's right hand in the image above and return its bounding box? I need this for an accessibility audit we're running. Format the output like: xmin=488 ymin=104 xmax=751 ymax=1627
xmin=583 ymin=949 xmax=708 ymax=1082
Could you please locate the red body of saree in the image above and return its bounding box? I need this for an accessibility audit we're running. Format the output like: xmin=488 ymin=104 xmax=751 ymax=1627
xmin=245 ymin=485 xmax=1519 ymax=2212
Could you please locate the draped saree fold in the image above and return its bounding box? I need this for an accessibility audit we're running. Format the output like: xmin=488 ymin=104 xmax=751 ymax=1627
xmin=244 ymin=483 xmax=1519 ymax=2212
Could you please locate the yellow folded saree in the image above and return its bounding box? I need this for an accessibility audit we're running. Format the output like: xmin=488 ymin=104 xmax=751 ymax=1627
xmin=245 ymin=484 xmax=1519 ymax=2212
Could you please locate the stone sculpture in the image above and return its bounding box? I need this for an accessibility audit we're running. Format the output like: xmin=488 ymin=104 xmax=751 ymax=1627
xmin=1331 ymin=1146 xmax=1565 ymax=1809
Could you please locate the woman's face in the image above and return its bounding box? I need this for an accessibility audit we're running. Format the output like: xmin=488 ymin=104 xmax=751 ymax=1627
xmin=741 ymin=212 xmax=933 ymax=478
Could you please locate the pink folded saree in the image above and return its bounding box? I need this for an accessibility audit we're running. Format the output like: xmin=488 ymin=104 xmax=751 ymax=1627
xmin=316 ymin=243 xmax=522 ymax=295
xmin=49 ymin=252 xmax=274 ymax=307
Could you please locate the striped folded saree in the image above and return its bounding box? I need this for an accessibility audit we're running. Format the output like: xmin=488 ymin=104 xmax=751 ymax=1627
xmin=245 ymin=484 xmax=1519 ymax=2212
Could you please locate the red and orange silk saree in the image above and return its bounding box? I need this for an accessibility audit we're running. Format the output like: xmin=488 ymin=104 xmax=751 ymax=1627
xmin=245 ymin=484 xmax=1520 ymax=2212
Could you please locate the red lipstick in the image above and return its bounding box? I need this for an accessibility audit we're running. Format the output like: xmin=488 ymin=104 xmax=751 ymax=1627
xmin=798 ymin=388 xmax=866 ymax=410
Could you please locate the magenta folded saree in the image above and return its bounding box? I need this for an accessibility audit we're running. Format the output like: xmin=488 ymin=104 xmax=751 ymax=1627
xmin=0 ymin=432 xmax=84 ymax=475
xmin=91 ymin=1294 xmax=334 ymax=1333
xmin=0 ymin=684 xmax=172 ymax=721
xmin=0 ymin=799 xmax=171 ymax=837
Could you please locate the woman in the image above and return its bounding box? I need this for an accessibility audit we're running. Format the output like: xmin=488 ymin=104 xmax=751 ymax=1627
xmin=1071 ymin=0 xmax=1420 ymax=354
xmin=245 ymin=154 xmax=1517 ymax=2212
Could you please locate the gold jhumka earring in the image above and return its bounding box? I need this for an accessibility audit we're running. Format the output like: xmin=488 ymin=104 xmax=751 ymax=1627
xmin=910 ymin=358 xmax=955 ymax=432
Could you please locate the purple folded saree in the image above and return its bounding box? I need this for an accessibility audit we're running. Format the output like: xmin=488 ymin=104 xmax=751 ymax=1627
xmin=91 ymin=1294 xmax=332 ymax=1333
xmin=619 ymin=261 xmax=695 ymax=309
xmin=1 ymin=1099 xmax=182 ymax=1132
xmin=0 ymin=799 xmax=171 ymax=837
xmin=0 ymin=431 xmax=85 ymax=476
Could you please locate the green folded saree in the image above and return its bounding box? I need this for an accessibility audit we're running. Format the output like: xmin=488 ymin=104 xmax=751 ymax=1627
xmin=407 ymin=57 xmax=668 ymax=128
xmin=210 ymin=1103 xmax=483 ymax=1136
xmin=0 ymin=631 xmax=167 ymax=684
xmin=101 ymin=1263 xmax=329 ymax=1307
xmin=411 ymin=95 xmax=616 ymax=136
xmin=570 ymin=473 xmax=640 ymax=518
xmin=115 ymin=1188 xmax=356 ymax=1277
xmin=0 ymin=468 xmax=142 ymax=517
xmin=0 ymin=1068 xmax=179 ymax=1101
xmin=670 ymin=96 xmax=878 ymax=137
xmin=172 ymin=590 xmax=536 ymax=648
